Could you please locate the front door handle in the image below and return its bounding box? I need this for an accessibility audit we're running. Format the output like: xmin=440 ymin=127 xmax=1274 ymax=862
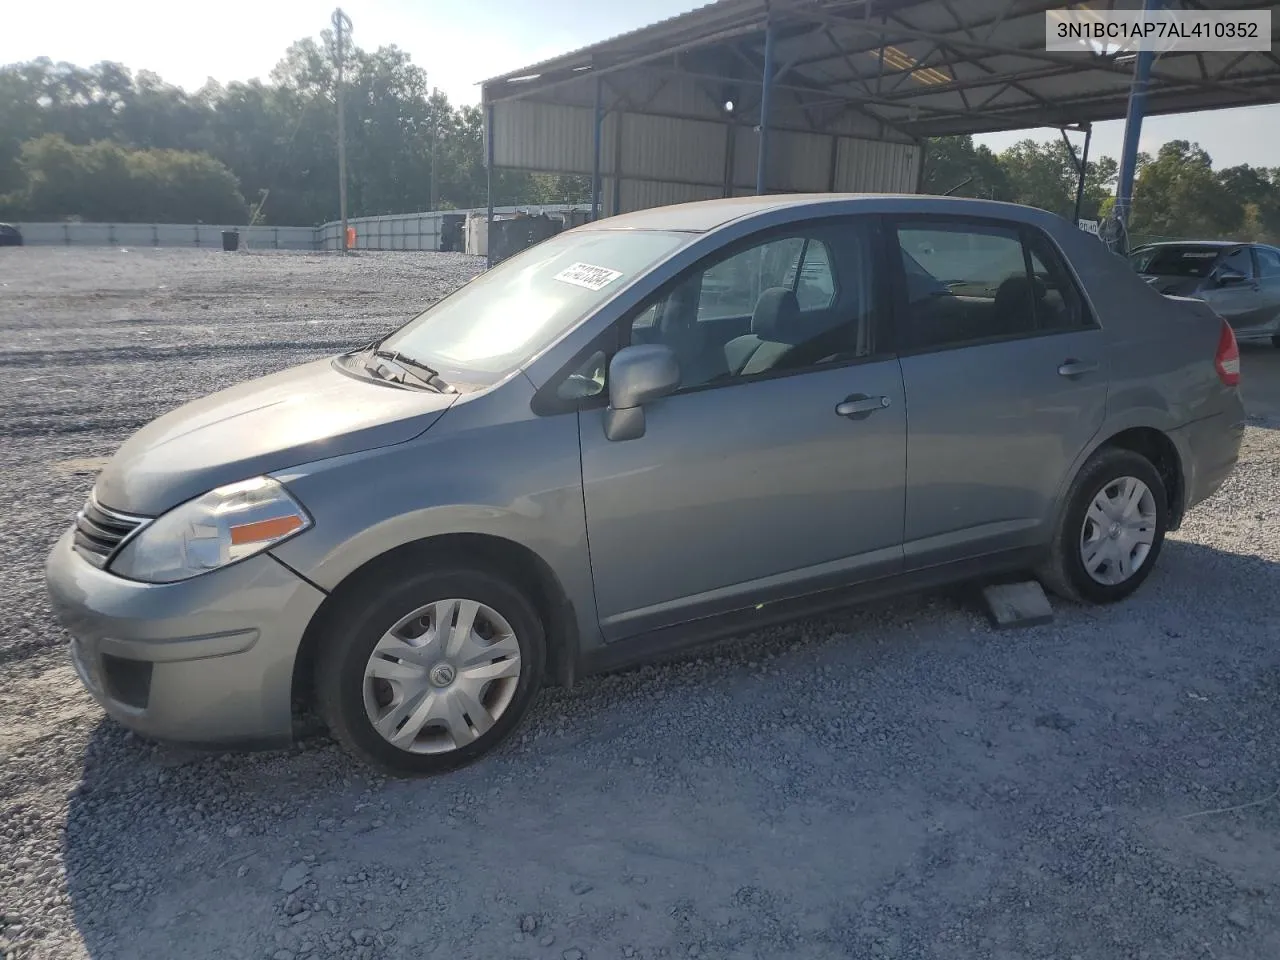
xmin=835 ymin=394 xmax=891 ymax=419
xmin=1057 ymin=359 xmax=1099 ymax=378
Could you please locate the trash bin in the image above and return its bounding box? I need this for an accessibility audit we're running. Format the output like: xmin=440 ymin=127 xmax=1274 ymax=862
xmin=221 ymin=230 xmax=239 ymax=252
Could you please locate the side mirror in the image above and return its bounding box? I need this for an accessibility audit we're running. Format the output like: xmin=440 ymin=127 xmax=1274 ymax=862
xmin=1217 ymin=270 xmax=1247 ymax=286
xmin=603 ymin=344 xmax=680 ymax=442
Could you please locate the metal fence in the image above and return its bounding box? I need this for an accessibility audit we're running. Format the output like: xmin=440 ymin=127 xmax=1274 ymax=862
xmin=15 ymin=222 xmax=317 ymax=249
xmin=315 ymin=204 xmax=588 ymax=252
xmin=15 ymin=204 xmax=591 ymax=253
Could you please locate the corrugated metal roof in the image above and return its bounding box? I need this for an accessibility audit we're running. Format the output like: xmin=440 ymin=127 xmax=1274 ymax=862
xmin=483 ymin=0 xmax=1280 ymax=138
xmin=485 ymin=0 xmax=766 ymax=83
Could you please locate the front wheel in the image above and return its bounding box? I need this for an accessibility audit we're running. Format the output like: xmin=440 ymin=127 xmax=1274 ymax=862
xmin=1037 ymin=448 xmax=1169 ymax=604
xmin=314 ymin=567 xmax=546 ymax=776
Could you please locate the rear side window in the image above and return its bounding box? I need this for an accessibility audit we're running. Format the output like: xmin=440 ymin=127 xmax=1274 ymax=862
xmin=893 ymin=220 xmax=1090 ymax=352
xmin=1024 ymin=230 xmax=1088 ymax=332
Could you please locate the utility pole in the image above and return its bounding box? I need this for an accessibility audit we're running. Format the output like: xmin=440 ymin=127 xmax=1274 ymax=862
xmin=333 ymin=7 xmax=352 ymax=253
xmin=429 ymin=86 xmax=439 ymax=213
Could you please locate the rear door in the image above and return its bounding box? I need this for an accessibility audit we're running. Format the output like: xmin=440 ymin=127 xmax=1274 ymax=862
xmin=888 ymin=216 xmax=1109 ymax=567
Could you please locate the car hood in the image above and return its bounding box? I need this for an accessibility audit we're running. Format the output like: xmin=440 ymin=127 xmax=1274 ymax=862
xmin=94 ymin=357 xmax=458 ymax=516
xmin=1141 ymin=274 xmax=1205 ymax=297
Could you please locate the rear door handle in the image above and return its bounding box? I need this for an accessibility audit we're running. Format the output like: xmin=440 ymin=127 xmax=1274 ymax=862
xmin=835 ymin=394 xmax=891 ymax=419
xmin=1057 ymin=359 xmax=1099 ymax=378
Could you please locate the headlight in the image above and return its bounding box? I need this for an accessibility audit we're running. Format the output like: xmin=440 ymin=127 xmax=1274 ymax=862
xmin=110 ymin=476 xmax=311 ymax=583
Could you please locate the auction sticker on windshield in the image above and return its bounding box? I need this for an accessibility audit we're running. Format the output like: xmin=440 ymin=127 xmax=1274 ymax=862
xmin=554 ymin=262 xmax=623 ymax=291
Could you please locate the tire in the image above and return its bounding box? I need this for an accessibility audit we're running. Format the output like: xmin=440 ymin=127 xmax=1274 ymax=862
xmin=314 ymin=566 xmax=546 ymax=777
xmin=1037 ymin=447 xmax=1169 ymax=605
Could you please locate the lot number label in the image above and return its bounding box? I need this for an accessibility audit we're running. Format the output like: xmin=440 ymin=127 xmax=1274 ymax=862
xmin=554 ymin=262 xmax=623 ymax=291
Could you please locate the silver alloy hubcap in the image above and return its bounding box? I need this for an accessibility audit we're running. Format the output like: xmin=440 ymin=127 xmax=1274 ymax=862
xmin=362 ymin=598 xmax=522 ymax=754
xmin=1079 ymin=476 xmax=1158 ymax=586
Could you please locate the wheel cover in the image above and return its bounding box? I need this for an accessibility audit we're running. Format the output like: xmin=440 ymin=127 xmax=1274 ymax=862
xmin=362 ymin=598 xmax=522 ymax=755
xmin=1079 ymin=475 xmax=1158 ymax=586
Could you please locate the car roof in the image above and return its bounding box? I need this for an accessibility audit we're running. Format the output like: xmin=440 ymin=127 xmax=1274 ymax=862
xmin=577 ymin=193 xmax=1071 ymax=234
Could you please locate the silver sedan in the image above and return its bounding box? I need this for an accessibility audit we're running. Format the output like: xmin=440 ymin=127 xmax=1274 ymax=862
xmin=47 ymin=195 xmax=1246 ymax=776
xmin=1130 ymin=240 xmax=1280 ymax=347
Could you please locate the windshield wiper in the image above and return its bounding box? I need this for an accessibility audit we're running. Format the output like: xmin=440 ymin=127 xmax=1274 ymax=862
xmin=368 ymin=348 xmax=456 ymax=394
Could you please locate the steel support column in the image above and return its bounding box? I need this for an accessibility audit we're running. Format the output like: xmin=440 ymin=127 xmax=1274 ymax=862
xmin=591 ymin=77 xmax=604 ymax=220
xmin=485 ymin=102 xmax=495 ymax=268
xmin=612 ymin=106 xmax=623 ymax=215
xmin=1072 ymin=124 xmax=1092 ymax=226
xmin=756 ymin=19 xmax=776 ymax=196
xmin=1114 ymin=0 xmax=1160 ymax=235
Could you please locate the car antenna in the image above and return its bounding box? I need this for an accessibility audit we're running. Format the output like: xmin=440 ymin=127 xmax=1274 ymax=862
xmin=942 ymin=177 xmax=973 ymax=197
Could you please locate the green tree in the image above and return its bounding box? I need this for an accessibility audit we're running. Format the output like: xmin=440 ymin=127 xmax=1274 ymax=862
xmin=1130 ymin=140 xmax=1241 ymax=239
xmin=2 ymin=134 xmax=247 ymax=223
xmin=1079 ymin=154 xmax=1118 ymax=220
xmin=1217 ymin=164 xmax=1280 ymax=241
xmin=0 ymin=41 xmax=538 ymax=226
xmin=997 ymin=139 xmax=1076 ymax=217
xmin=922 ymin=135 xmax=1009 ymax=199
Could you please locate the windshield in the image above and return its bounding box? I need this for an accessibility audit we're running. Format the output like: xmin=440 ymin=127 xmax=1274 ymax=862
xmin=376 ymin=229 xmax=688 ymax=384
xmin=1130 ymin=245 xmax=1225 ymax=278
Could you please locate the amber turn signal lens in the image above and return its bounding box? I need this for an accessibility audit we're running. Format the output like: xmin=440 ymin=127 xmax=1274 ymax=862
xmin=229 ymin=514 xmax=305 ymax=546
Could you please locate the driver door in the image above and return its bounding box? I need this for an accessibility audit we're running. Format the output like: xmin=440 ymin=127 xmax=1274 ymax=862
xmin=574 ymin=218 xmax=908 ymax=642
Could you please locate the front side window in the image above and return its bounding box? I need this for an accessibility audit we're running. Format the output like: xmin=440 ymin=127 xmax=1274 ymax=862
xmin=378 ymin=229 xmax=688 ymax=386
xmin=694 ymin=236 xmax=837 ymax=321
xmin=895 ymin=220 xmax=1088 ymax=351
xmin=1257 ymin=247 xmax=1280 ymax=277
xmin=1218 ymin=246 xmax=1255 ymax=280
xmin=628 ymin=221 xmax=876 ymax=390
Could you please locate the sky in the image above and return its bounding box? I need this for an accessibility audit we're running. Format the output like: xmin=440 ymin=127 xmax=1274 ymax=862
xmin=5 ymin=0 xmax=1279 ymax=170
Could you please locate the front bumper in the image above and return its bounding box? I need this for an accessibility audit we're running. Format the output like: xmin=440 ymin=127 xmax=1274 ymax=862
xmin=45 ymin=529 xmax=327 ymax=746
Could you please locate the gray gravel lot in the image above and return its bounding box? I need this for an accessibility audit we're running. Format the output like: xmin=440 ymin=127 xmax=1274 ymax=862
xmin=1 ymin=247 xmax=1278 ymax=960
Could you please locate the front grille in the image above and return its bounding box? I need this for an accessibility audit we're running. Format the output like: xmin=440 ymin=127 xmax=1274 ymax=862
xmin=73 ymin=496 xmax=148 ymax=568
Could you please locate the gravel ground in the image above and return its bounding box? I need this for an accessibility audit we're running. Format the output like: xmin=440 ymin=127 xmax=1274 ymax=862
xmin=1 ymin=247 xmax=1278 ymax=960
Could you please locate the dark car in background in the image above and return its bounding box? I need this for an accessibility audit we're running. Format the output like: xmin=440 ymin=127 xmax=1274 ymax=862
xmin=1130 ymin=240 xmax=1280 ymax=347
xmin=0 ymin=223 xmax=23 ymax=247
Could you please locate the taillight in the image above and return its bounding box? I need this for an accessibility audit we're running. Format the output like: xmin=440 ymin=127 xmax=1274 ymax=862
xmin=1215 ymin=319 xmax=1240 ymax=387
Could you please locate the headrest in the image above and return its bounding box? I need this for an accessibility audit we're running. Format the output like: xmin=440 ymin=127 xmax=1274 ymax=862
xmin=751 ymin=286 xmax=801 ymax=341
xmin=994 ymin=274 xmax=1048 ymax=303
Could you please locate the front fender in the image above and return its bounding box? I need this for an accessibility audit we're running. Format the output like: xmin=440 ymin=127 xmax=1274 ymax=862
xmin=267 ymin=388 xmax=602 ymax=656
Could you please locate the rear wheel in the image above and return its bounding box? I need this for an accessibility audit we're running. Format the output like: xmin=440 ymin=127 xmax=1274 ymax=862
xmin=1037 ymin=447 xmax=1169 ymax=604
xmin=314 ymin=567 xmax=545 ymax=776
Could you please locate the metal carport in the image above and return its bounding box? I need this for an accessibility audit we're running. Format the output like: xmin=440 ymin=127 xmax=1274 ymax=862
xmin=479 ymin=0 xmax=1280 ymax=258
